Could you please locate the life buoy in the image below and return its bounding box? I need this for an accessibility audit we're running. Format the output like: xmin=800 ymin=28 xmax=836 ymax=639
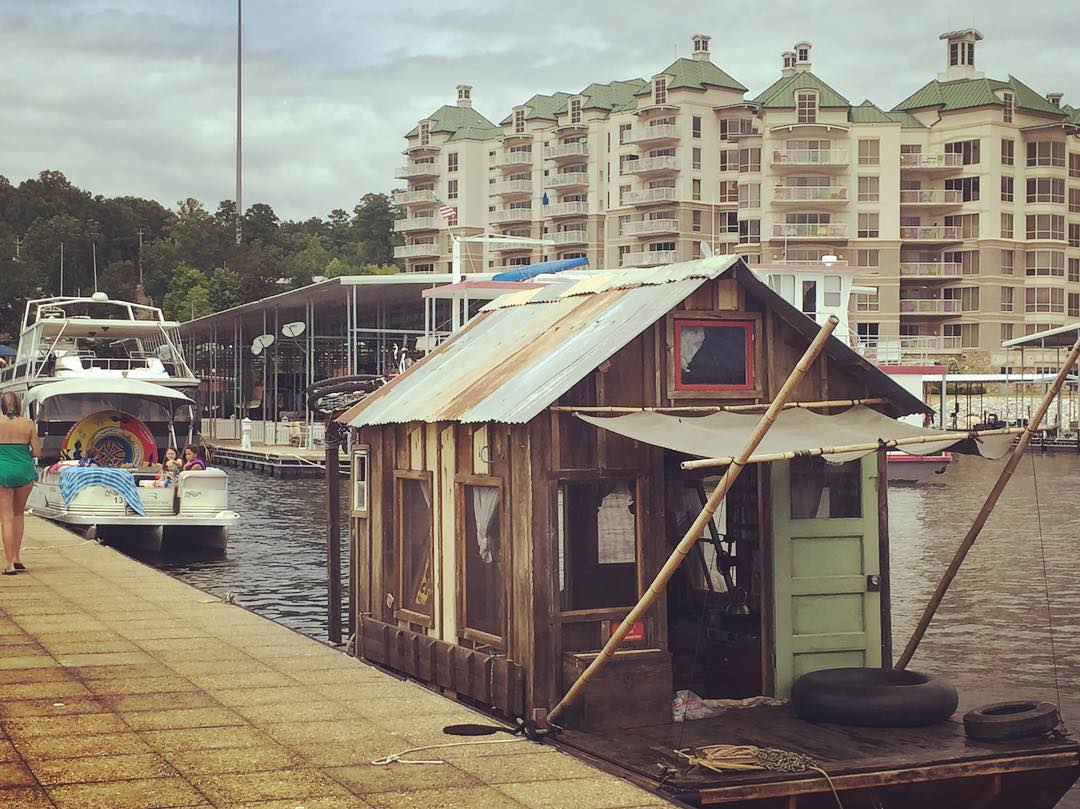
xmin=791 ymin=667 xmax=958 ymax=728
xmin=61 ymin=410 xmax=158 ymax=467
xmin=964 ymin=701 xmax=1061 ymax=741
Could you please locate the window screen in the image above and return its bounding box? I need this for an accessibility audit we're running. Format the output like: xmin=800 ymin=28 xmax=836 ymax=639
xmin=559 ymin=480 xmax=638 ymax=611
xmin=675 ymin=319 xmax=754 ymax=390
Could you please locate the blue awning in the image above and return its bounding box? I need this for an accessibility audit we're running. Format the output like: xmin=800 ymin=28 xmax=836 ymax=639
xmin=491 ymin=257 xmax=589 ymax=282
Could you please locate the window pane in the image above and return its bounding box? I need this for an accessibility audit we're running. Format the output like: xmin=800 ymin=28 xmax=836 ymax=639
xmin=790 ymin=457 xmax=861 ymax=519
xmin=559 ymin=481 xmax=637 ymax=611
xmin=398 ymin=477 xmax=433 ymax=617
xmin=677 ymin=321 xmax=751 ymax=388
xmin=463 ymin=485 xmax=503 ymax=637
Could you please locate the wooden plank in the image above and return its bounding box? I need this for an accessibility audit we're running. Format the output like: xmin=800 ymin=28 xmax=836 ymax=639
xmin=877 ymin=447 xmax=893 ymax=668
xmin=526 ymin=418 xmax=554 ymax=717
xmin=435 ymin=642 xmax=456 ymax=690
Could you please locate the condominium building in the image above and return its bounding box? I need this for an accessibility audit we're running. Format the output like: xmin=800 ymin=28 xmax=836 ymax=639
xmin=393 ymin=31 xmax=1080 ymax=367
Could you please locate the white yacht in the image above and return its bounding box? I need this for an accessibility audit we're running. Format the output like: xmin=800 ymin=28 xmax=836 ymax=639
xmin=0 ymin=293 xmax=239 ymax=551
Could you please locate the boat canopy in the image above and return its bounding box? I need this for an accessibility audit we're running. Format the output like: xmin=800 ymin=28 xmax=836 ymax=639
xmin=24 ymin=379 xmax=194 ymax=413
xmin=576 ymin=405 xmax=1016 ymax=464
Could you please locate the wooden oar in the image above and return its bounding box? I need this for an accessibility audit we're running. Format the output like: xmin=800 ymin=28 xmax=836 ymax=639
xmin=546 ymin=315 xmax=840 ymax=725
xmin=895 ymin=337 xmax=1080 ymax=670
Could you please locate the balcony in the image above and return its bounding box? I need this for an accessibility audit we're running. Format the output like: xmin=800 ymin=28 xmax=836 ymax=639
xmin=899 ymin=189 xmax=963 ymax=206
xmin=546 ymin=201 xmax=590 ymax=217
xmin=547 ymin=171 xmax=589 ymax=189
xmin=900 ymin=335 xmax=963 ymax=353
xmin=899 ymin=261 xmax=963 ymax=279
xmin=900 ymin=226 xmax=962 ymax=242
xmin=624 ymin=218 xmax=679 ymax=236
xmin=492 ymin=150 xmax=534 ymax=168
xmin=544 ymin=142 xmax=588 ymax=160
xmin=899 ymin=299 xmax=961 ymax=315
xmin=771 ymin=149 xmax=849 ymax=168
xmin=550 ymin=230 xmax=588 ymax=245
xmin=391 ymin=189 xmax=436 ymax=206
xmin=489 ymin=207 xmax=533 ymax=224
xmin=623 ymin=249 xmax=678 ymax=267
xmin=393 ymin=216 xmax=440 ymax=232
xmin=900 ymin=153 xmax=963 ymax=170
xmin=772 ymin=186 xmax=848 ymax=203
xmin=394 ymin=242 xmax=440 ymax=259
xmin=625 ymin=187 xmax=678 ymax=205
xmin=627 ymin=125 xmax=680 ymax=144
xmin=394 ymin=161 xmax=439 ymax=179
xmin=491 ymin=238 xmax=534 ymax=252
xmin=492 ymin=180 xmax=533 ymax=197
xmin=771 ymin=223 xmax=848 ymax=240
xmin=625 ymin=155 xmax=680 ymax=175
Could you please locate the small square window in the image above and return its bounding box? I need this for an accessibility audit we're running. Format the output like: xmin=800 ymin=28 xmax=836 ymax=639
xmin=674 ymin=319 xmax=754 ymax=391
xmin=351 ymin=448 xmax=369 ymax=515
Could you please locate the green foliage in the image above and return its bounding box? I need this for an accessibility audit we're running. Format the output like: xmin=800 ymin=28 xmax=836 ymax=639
xmin=0 ymin=170 xmax=402 ymax=340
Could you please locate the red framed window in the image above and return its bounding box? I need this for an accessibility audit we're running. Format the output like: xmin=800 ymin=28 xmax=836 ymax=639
xmin=674 ymin=319 xmax=755 ymax=391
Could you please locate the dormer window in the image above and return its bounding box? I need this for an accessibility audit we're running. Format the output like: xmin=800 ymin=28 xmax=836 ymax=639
xmin=514 ymin=109 xmax=525 ymax=135
xmin=654 ymin=77 xmax=668 ymax=106
xmin=949 ymin=42 xmax=960 ymax=66
xmin=796 ymin=91 xmax=817 ymax=124
xmin=1003 ymin=91 xmax=1014 ymax=124
xmin=419 ymin=123 xmax=430 ymax=146
xmin=797 ymin=47 xmax=809 ymax=62
xmin=570 ymin=98 xmax=582 ymax=125
xmin=784 ymin=54 xmax=795 ymax=68
xmin=967 ymin=42 xmax=975 ymax=66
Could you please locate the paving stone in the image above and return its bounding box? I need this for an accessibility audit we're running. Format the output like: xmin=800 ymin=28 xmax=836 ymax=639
xmin=140 ymin=726 xmax=273 ymax=753
xmin=495 ymin=776 xmax=666 ymax=809
xmin=0 ymin=786 xmax=54 ymax=808
xmin=81 ymin=675 xmax=200 ymax=696
xmin=164 ymin=744 xmax=301 ymax=776
xmin=360 ymin=785 xmax=527 ymax=808
xmin=0 ymin=760 xmax=36 ymax=787
xmin=29 ymin=751 xmax=178 ymax=785
xmin=13 ymin=731 xmax=151 ymax=761
xmin=46 ymin=776 xmax=207 ymax=809
xmin=3 ymin=712 xmax=129 ymax=738
xmin=101 ymin=691 xmax=218 ymax=713
xmin=190 ymin=769 xmax=352 ymax=804
xmin=121 ymin=707 xmax=246 ymax=731
xmin=325 ymin=762 xmax=482 ymax=794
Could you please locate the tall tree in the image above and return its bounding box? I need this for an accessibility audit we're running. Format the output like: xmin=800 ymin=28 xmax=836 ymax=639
xmin=352 ymin=193 xmax=399 ymax=266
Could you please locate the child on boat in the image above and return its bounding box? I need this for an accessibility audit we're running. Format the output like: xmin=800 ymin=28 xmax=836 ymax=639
xmin=153 ymin=447 xmax=182 ymax=487
xmin=181 ymin=444 xmax=207 ymax=472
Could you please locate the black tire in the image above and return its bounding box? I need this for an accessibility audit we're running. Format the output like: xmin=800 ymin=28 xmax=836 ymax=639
xmin=964 ymin=701 xmax=1060 ymax=741
xmin=791 ymin=667 xmax=959 ymax=728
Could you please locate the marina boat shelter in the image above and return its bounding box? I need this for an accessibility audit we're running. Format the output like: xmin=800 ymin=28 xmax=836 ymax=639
xmin=337 ymin=255 xmax=1074 ymax=806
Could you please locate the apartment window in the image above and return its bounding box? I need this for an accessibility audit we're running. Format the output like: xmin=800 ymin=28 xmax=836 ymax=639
xmin=738 ymin=147 xmax=761 ymax=173
xmin=1000 ymin=286 xmax=1014 ymax=312
xmin=673 ymin=319 xmax=756 ymax=391
xmin=823 ymin=275 xmax=842 ymax=307
xmin=447 ymin=152 xmax=458 ymax=173
xmin=1001 ymin=250 xmax=1014 ymax=275
xmin=945 ymin=213 xmax=979 ymax=239
xmin=1026 ymin=177 xmax=1065 ymax=204
xmin=1001 ymin=323 xmax=1014 ymax=342
xmin=514 ymin=109 xmax=525 ymax=134
xmin=858 ymin=213 xmax=879 ymax=238
xmin=719 ymin=150 xmax=735 ymax=173
xmin=945 ymin=176 xmax=980 ymax=202
xmin=1072 ymin=258 xmax=1080 ymax=283
xmin=447 ymin=179 xmax=458 ymax=200
xmin=692 ymin=179 xmax=701 ymax=201
xmin=654 ymin=76 xmax=668 ymax=105
xmin=1001 ymin=213 xmax=1014 ymax=239
xmin=718 ymin=211 xmax=738 ymax=234
xmin=692 ymin=210 xmax=702 ymax=232
xmin=855 ymin=288 xmax=879 ymax=312
xmin=419 ymin=122 xmax=430 ymax=146
xmin=692 ymin=147 xmax=701 ymax=169
xmin=1002 ymin=92 xmax=1014 ymax=124
xmin=944 ymin=322 xmax=979 ymax=349
xmin=619 ymin=123 xmax=631 ymax=144
xmin=1026 ymin=287 xmax=1065 ymax=314
xmin=857 ymin=323 xmax=880 ymax=348
xmin=569 ymin=98 xmax=581 ymax=124
xmin=1070 ymin=188 xmax=1080 ymax=213
xmin=1027 ymin=141 xmax=1065 ymax=167
xmin=796 ymin=91 xmax=817 ymax=124
xmin=857 ymin=249 xmax=879 ymax=267
xmin=946 ymin=139 xmax=980 ymax=165
xmin=1026 ymin=214 xmax=1065 ymax=240
xmin=1070 ymin=153 xmax=1080 ymax=178
xmin=858 ymin=139 xmax=879 ymax=166
xmin=738 ymin=183 xmax=760 ymax=208
xmin=1026 ymin=250 xmax=1065 ymax=276
xmin=1071 ymin=294 xmax=1080 ymax=319
xmin=718 ymin=180 xmax=738 ymax=203
xmin=692 ymin=115 xmax=702 ymax=138
xmin=945 ymin=250 xmax=980 ymax=275
xmin=858 ymin=176 xmax=879 ymax=202
xmin=1071 ymin=223 xmax=1080 ymax=248
xmin=944 ymin=286 xmax=980 ymax=312
xmin=738 ymin=219 xmax=760 ymax=244
xmin=1001 ymin=138 xmax=1014 ymax=166
xmin=1001 ymin=176 xmax=1014 ymax=202
xmin=619 ymin=184 xmax=630 ymax=206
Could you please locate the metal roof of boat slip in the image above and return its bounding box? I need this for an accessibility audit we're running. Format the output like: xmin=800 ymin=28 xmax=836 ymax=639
xmin=342 ymin=256 xmax=741 ymax=426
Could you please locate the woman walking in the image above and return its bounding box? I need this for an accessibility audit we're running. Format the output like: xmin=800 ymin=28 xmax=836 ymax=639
xmin=0 ymin=392 xmax=41 ymax=575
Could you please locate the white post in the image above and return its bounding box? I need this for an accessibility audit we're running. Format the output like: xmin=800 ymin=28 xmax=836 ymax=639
xmin=451 ymin=235 xmax=462 ymax=332
xmin=241 ymin=417 xmax=252 ymax=449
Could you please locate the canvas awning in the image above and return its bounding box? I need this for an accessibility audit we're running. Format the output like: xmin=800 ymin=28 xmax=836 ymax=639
xmin=576 ymin=405 xmax=1015 ymax=465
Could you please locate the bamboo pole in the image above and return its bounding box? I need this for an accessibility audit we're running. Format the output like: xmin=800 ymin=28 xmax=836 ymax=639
xmin=679 ymin=426 xmax=1040 ymax=471
xmin=546 ymin=315 xmax=840 ymax=725
xmin=895 ymin=337 xmax=1080 ymax=671
xmin=549 ymin=397 xmax=887 ymax=415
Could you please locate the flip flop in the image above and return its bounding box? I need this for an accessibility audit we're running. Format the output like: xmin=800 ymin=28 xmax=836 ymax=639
xmin=13 ymin=563 xmax=25 ymax=571
xmin=2 ymin=570 xmax=16 ymax=576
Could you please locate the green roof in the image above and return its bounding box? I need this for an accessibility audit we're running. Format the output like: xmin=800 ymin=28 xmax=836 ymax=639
xmin=406 ymin=105 xmax=499 ymax=137
xmin=448 ymin=125 xmax=502 ymax=142
xmin=1062 ymin=103 xmax=1080 ymax=124
xmin=753 ymin=70 xmax=849 ymax=109
xmin=885 ymin=110 xmax=926 ymax=128
xmin=848 ymin=100 xmax=895 ymax=123
xmin=893 ymin=75 xmax=1066 ymax=117
xmin=499 ymin=92 xmax=571 ymax=125
xmin=636 ymin=58 xmax=746 ymax=97
xmin=580 ymin=79 xmax=647 ymax=112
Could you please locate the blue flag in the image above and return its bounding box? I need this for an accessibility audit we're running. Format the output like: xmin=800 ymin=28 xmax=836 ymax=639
xmin=542 ymin=192 xmax=549 ymax=205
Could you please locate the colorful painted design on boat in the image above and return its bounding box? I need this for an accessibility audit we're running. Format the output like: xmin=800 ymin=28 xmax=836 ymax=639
xmin=60 ymin=410 xmax=158 ymax=467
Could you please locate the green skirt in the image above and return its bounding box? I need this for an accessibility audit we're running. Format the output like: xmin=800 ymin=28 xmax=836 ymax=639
xmin=0 ymin=444 xmax=36 ymax=488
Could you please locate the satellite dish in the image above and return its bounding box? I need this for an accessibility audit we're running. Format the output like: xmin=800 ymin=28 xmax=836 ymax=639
xmin=822 ymin=254 xmax=839 ymax=267
xmin=91 ymin=291 xmax=109 ymax=302
xmin=251 ymin=344 xmax=263 ymax=356
xmin=699 ymin=241 xmax=715 ymax=259
xmin=281 ymin=321 xmax=306 ymax=339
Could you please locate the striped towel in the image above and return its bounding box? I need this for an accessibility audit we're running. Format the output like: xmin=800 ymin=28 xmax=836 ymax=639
xmin=58 ymin=467 xmax=147 ymax=517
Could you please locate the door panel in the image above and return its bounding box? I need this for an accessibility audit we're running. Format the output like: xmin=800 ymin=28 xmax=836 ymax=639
xmin=771 ymin=455 xmax=880 ymax=696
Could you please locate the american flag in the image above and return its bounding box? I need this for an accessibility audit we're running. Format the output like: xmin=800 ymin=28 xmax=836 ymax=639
xmin=434 ymin=197 xmax=457 ymax=221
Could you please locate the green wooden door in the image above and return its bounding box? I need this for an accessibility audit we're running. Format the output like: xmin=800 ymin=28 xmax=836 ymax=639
xmin=770 ymin=455 xmax=881 ymax=697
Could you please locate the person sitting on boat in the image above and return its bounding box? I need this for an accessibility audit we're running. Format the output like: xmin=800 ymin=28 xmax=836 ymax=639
xmin=153 ymin=447 xmax=182 ymax=487
xmin=77 ymin=447 xmax=99 ymax=467
xmin=181 ymin=444 xmax=207 ymax=472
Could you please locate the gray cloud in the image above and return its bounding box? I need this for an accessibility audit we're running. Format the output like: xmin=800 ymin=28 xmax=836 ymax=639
xmin=1 ymin=0 xmax=1076 ymax=220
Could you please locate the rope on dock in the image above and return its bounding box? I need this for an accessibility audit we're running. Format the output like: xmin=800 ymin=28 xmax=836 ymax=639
xmin=371 ymin=737 xmax=526 ymax=765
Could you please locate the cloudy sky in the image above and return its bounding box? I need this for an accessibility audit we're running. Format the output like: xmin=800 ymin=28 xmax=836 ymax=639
xmin=1 ymin=0 xmax=1076 ymax=221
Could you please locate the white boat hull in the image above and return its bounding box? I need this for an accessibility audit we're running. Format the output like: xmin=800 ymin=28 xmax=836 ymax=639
xmin=887 ymin=452 xmax=951 ymax=484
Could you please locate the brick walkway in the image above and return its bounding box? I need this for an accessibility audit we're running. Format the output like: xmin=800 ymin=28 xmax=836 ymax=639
xmin=0 ymin=517 xmax=669 ymax=808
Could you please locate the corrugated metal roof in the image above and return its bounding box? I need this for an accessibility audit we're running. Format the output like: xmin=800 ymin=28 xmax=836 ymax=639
xmin=342 ymin=256 xmax=741 ymax=426
xmin=894 ymin=76 xmax=1066 ymax=117
xmin=406 ymin=105 xmax=499 ymax=137
xmin=638 ymin=59 xmax=747 ymax=96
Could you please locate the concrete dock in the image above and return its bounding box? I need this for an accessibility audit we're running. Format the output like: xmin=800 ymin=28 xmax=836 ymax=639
xmin=0 ymin=517 xmax=669 ymax=808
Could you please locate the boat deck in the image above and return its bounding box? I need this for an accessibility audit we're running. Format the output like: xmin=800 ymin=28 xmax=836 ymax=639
xmin=556 ymin=703 xmax=1080 ymax=807
xmin=206 ymin=441 xmax=345 ymax=478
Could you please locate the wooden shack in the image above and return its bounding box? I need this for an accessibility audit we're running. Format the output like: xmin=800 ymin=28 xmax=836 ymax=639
xmin=340 ymin=255 xmax=935 ymax=721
